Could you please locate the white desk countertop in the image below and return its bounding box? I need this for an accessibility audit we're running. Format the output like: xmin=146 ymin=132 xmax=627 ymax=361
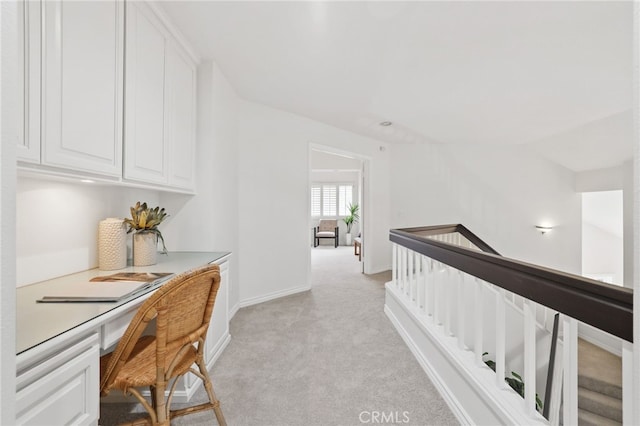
xmin=17 ymin=251 xmax=230 ymax=355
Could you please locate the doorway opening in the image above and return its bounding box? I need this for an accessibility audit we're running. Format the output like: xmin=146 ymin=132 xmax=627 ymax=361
xmin=581 ymin=190 xmax=624 ymax=286
xmin=308 ymin=146 xmax=368 ymax=283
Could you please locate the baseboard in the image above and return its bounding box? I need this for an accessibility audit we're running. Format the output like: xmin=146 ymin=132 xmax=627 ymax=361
xmin=229 ymin=302 xmax=240 ymax=320
xmin=239 ymin=285 xmax=311 ymax=308
xmin=206 ymin=332 xmax=231 ymax=371
xmin=367 ymin=265 xmax=391 ymax=275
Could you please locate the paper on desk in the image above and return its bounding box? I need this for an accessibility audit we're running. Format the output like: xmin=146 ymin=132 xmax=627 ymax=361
xmin=37 ymin=273 xmax=174 ymax=303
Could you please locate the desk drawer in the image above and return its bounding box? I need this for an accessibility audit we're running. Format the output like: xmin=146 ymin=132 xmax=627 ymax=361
xmin=16 ymin=333 xmax=99 ymax=426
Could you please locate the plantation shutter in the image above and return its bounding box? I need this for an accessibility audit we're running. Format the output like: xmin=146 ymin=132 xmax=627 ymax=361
xmin=322 ymin=185 xmax=337 ymax=216
xmin=338 ymin=185 xmax=353 ymax=216
xmin=311 ymin=186 xmax=321 ymax=216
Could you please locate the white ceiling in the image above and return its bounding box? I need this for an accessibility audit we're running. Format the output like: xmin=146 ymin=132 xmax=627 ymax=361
xmin=161 ymin=1 xmax=633 ymax=170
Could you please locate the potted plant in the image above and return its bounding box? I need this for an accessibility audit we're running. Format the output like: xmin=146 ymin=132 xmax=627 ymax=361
xmin=343 ymin=203 xmax=360 ymax=246
xmin=123 ymin=202 xmax=168 ymax=266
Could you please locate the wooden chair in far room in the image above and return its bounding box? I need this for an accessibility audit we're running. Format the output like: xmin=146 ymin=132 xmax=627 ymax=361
xmin=99 ymin=264 xmax=226 ymax=426
xmin=313 ymin=219 xmax=339 ymax=248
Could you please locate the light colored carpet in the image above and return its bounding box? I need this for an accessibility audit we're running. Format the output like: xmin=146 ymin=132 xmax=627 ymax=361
xmin=100 ymin=246 xmax=458 ymax=425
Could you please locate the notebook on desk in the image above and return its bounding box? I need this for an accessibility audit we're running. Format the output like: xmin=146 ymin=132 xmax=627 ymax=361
xmin=37 ymin=272 xmax=174 ymax=303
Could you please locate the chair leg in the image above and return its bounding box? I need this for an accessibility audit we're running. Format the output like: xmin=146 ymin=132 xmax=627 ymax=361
xmin=154 ymin=383 xmax=169 ymax=426
xmin=196 ymin=358 xmax=227 ymax=426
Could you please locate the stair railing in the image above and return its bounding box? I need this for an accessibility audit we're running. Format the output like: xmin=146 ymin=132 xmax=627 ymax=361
xmin=389 ymin=224 xmax=633 ymax=424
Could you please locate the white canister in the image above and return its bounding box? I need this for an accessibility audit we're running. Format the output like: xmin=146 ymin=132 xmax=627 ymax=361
xmin=98 ymin=218 xmax=127 ymax=270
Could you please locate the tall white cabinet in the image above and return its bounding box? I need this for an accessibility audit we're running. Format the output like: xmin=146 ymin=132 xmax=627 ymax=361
xmin=42 ymin=1 xmax=124 ymax=177
xmin=124 ymin=2 xmax=196 ymax=190
xmin=165 ymin=43 xmax=196 ymax=189
xmin=124 ymin=3 xmax=167 ymax=184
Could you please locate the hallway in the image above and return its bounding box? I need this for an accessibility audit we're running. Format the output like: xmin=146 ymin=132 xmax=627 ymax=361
xmin=100 ymin=247 xmax=457 ymax=425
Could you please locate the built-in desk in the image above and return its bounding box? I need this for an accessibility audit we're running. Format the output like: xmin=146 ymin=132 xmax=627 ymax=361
xmin=16 ymin=251 xmax=232 ymax=426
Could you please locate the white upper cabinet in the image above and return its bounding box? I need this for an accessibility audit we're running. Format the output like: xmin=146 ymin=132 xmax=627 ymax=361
xmin=15 ymin=1 xmax=41 ymax=164
xmin=124 ymin=2 xmax=197 ymax=191
xmin=124 ymin=2 xmax=168 ymax=184
xmin=165 ymin=42 xmax=196 ymax=190
xmin=15 ymin=1 xmax=197 ymax=192
xmin=41 ymin=1 xmax=124 ymax=177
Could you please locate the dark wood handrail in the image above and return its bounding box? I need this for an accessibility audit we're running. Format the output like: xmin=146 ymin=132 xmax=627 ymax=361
xmin=390 ymin=225 xmax=633 ymax=342
xmin=397 ymin=224 xmax=501 ymax=255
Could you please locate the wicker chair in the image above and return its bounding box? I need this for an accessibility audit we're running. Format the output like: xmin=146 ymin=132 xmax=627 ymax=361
xmin=99 ymin=264 xmax=226 ymax=426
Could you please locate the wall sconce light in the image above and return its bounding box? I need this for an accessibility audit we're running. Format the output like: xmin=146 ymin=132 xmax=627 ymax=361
xmin=536 ymin=225 xmax=553 ymax=235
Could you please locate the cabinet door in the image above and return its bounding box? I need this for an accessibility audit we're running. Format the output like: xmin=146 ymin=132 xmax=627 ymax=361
xmin=165 ymin=42 xmax=196 ymax=190
xmin=123 ymin=2 xmax=168 ymax=185
xmin=16 ymin=334 xmax=99 ymax=426
xmin=42 ymin=1 xmax=123 ymax=177
xmin=14 ymin=1 xmax=41 ymax=164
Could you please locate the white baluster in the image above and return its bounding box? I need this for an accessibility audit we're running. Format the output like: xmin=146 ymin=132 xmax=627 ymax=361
xmin=562 ymin=316 xmax=578 ymax=426
xmin=622 ymin=341 xmax=633 ymax=425
xmin=400 ymin=247 xmax=407 ymax=295
xmin=474 ymin=278 xmax=484 ymax=367
xmin=434 ymin=261 xmax=441 ymax=325
xmin=457 ymin=271 xmax=466 ymax=350
xmin=427 ymin=259 xmax=435 ymax=318
xmin=392 ymin=243 xmax=398 ymax=287
xmin=414 ymin=251 xmax=421 ymax=305
xmin=496 ymin=288 xmax=506 ymax=389
xmin=420 ymin=255 xmax=428 ymax=314
xmin=444 ymin=266 xmax=452 ymax=336
xmin=523 ymin=299 xmax=537 ymax=415
xmin=404 ymin=250 xmax=415 ymax=302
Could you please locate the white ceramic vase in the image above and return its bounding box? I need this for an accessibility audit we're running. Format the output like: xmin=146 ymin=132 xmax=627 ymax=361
xmin=98 ymin=218 xmax=127 ymax=270
xmin=346 ymin=233 xmax=352 ymax=246
xmin=133 ymin=232 xmax=158 ymax=266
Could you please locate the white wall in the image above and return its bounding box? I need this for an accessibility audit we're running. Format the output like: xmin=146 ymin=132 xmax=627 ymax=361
xmin=310 ymin=150 xmax=361 ymax=170
xmin=161 ymin=61 xmax=240 ymax=314
xmin=575 ymin=162 xmax=633 ymax=288
xmin=390 ymin=143 xmax=582 ymax=274
xmin=582 ymin=223 xmax=624 ymax=285
xmin=623 ymin=161 xmax=634 ymax=288
xmin=237 ymin=100 xmax=391 ymax=306
xmin=16 ymin=178 xmax=160 ymax=286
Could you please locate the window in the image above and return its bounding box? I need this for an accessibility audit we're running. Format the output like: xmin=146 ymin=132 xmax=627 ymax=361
xmin=311 ymin=183 xmax=354 ymax=217
xmin=338 ymin=185 xmax=353 ymax=216
xmin=322 ymin=186 xmax=337 ymax=216
xmin=311 ymin=186 xmax=321 ymax=216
